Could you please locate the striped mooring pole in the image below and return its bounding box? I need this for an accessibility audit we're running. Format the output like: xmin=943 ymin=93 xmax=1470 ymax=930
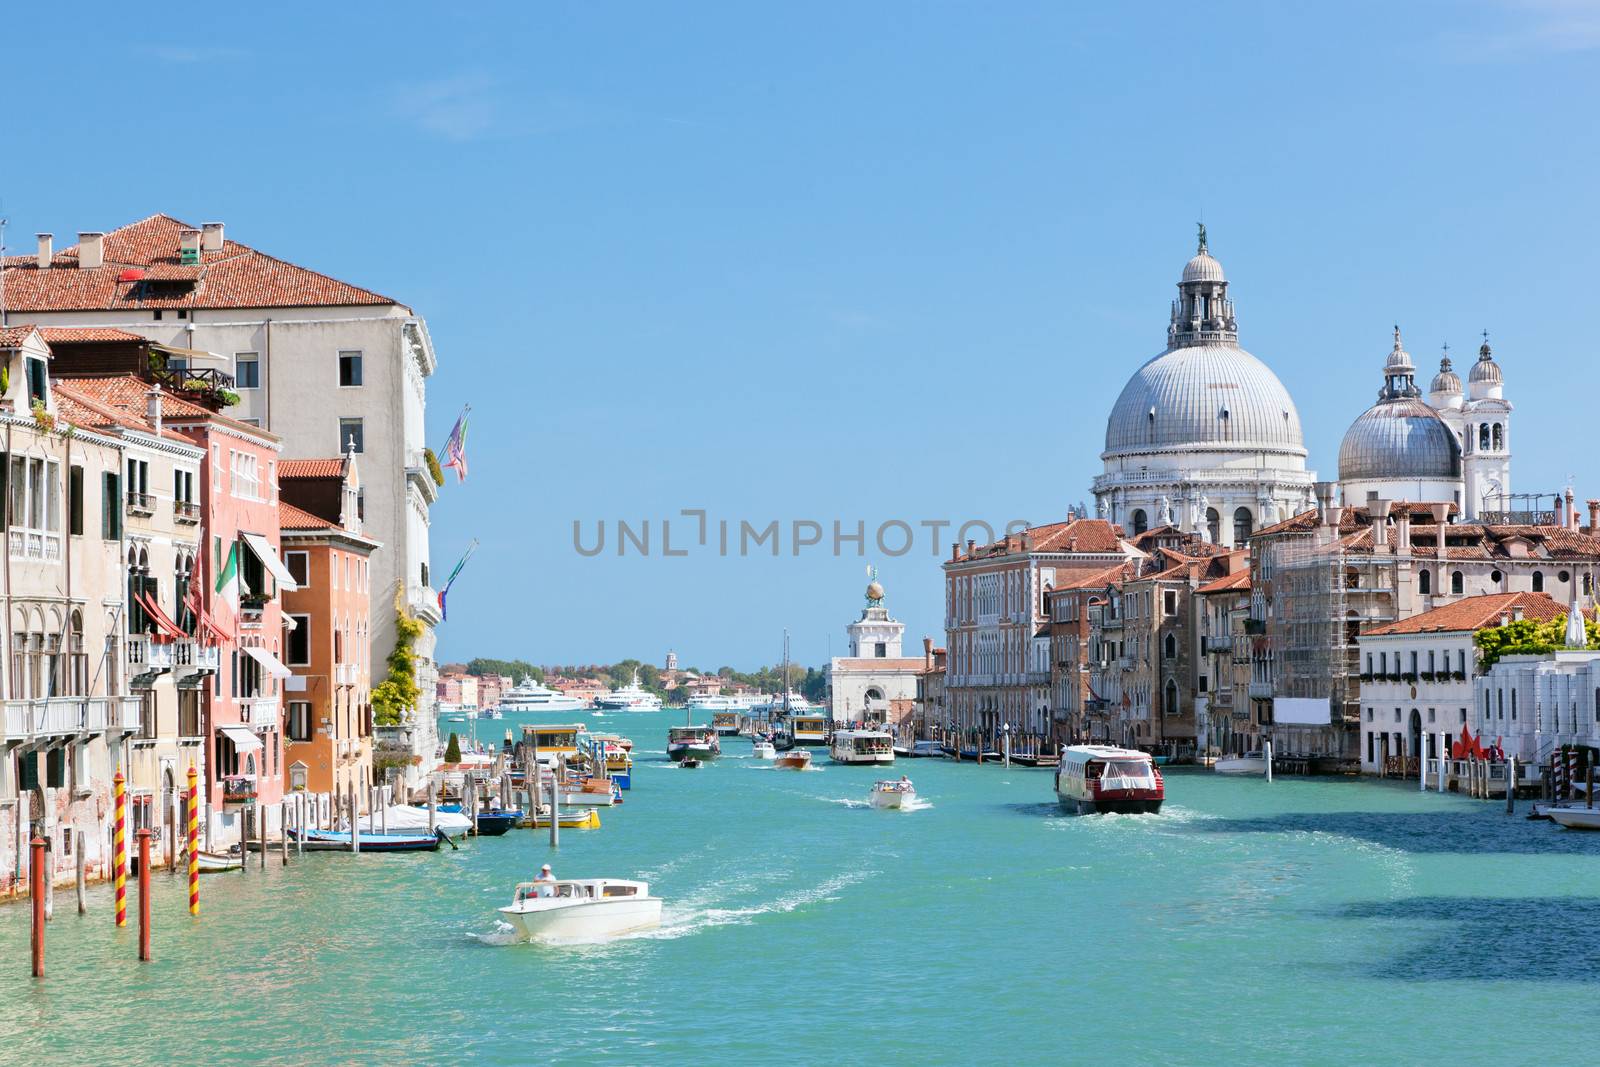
xmin=186 ymin=766 xmax=199 ymax=916
xmin=113 ymin=771 xmax=127 ymax=928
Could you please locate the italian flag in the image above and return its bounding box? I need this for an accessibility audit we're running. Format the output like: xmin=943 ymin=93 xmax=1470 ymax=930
xmin=215 ymin=543 xmax=246 ymax=615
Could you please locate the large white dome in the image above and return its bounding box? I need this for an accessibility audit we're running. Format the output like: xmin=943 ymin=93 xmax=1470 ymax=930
xmin=1104 ymin=343 xmax=1306 ymax=458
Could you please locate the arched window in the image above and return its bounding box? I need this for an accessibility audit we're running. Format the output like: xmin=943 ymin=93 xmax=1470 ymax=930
xmin=1232 ymin=506 xmax=1252 ymax=545
xmin=1451 ymin=571 xmax=1464 ymax=595
xmin=1479 ymin=423 xmax=1490 ymax=450
xmin=1533 ymin=571 xmax=1544 ymax=593
xmin=1205 ymin=507 xmax=1221 ymax=543
xmin=1492 ymin=423 xmax=1503 ymax=450
xmin=1164 ymin=633 xmax=1176 ymax=659
xmin=1164 ymin=679 xmax=1178 ymax=716
xmin=1419 ymin=569 xmax=1432 ymax=595
xmin=1511 ymin=690 xmax=1517 ymax=720
xmin=1131 ymin=509 xmax=1148 ymax=536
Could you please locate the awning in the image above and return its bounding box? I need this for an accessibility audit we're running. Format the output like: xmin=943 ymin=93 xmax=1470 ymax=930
xmin=244 ymin=645 xmax=292 ymax=680
xmin=240 ymin=532 xmax=300 ymax=591
xmin=152 ymin=343 xmax=229 ymax=363
xmin=219 ymin=725 xmax=263 ymax=752
xmin=136 ymin=591 xmax=187 ymax=640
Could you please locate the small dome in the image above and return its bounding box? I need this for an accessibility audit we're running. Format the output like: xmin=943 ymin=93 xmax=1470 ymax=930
xmin=1430 ymin=357 xmax=1461 ymax=395
xmin=866 ymin=580 xmax=884 ymax=601
xmin=1469 ymin=340 xmax=1502 ymax=384
xmin=1182 ymin=251 xmax=1225 ymax=283
xmin=1338 ymin=398 xmax=1463 ymax=483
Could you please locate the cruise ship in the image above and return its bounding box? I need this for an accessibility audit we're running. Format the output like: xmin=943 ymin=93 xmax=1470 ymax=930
xmin=497 ymin=677 xmax=587 ymax=714
xmin=595 ymin=670 xmax=664 ymax=711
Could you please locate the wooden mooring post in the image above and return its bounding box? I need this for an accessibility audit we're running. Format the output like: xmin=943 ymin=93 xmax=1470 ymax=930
xmin=75 ymin=830 xmax=86 ymax=915
xmin=30 ymin=834 xmax=45 ymax=978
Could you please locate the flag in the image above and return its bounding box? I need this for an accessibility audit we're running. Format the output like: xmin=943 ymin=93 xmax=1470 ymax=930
xmin=442 ymin=406 xmax=470 ymax=483
xmin=215 ymin=542 xmax=245 ymax=616
xmin=437 ymin=540 xmax=479 ymax=621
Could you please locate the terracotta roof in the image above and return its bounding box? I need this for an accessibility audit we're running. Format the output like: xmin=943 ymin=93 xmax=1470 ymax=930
xmin=37 ymin=326 xmax=147 ymax=344
xmin=1365 ymin=592 xmax=1570 ymax=636
xmin=278 ymin=502 xmax=337 ymax=531
xmin=955 ymin=518 xmax=1123 ymax=561
xmin=280 ymin=458 xmax=344 ymax=479
xmin=1047 ymin=562 xmax=1135 ymax=595
xmin=52 ymin=379 xmax=197 ymax=445
xmin=1196 ymin=565 xmax=1252 ymax=593
xmin=55 ymin=376 xmax=214 ymax=421
xmin=3 ymin=214 xmax=400 ymax=311
xmin=0 ymin=325 xmax=41 ymax=348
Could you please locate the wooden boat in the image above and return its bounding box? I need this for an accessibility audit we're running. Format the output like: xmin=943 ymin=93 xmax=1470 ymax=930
xmin=774 ymin=749 xmax=812 ymax=770
xmin=895 ymin=740 xmax=946 ymax=759
xmin=522 ymin=808 xmax=602 ymax=829
xmin=196 ymin=849 xmax=242 ymax=873
xmin=288 ymin=827 xmax=442 ymax=852
xmin=869 ymin=778 xmax=916 ymax=809
xmin=559 ymin=777 xmax=619 ymax=807
xmin=471 ymin=809 xmax=522 ymax=836
xmin=499 ymin=878 xmax=661 ymax=941
xmin=1010 ymin=752 xmax=1061 ymax=769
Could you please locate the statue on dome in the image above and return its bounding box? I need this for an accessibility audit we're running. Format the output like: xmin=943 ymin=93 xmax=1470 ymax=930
xmin=1197 ymin=222 xmax=1208 ymax=254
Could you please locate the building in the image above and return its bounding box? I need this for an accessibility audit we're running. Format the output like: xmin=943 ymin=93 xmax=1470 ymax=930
xmin=1432 ymin=338 xmax=1513 ymax=521
xmin=1357 ymin=591 xmax=1566 ymax=775
xmin=942 ymin=517 xmax=1132 ymax=746
xmin=1338 ymin=329 xmax=1464 ymax=509
xmin=1047 ymin=562 xmax=1133 ymax=745
xmin=1474 ymin=599 xmax=1600 ymax=774
xmin=278 ymin=452 xmax=379 ymax=801
xmin=826 ymin=575 xmax=923 ymax=728
xmin=0 ymin=327 xmax=142 ymax=889
xmin=2 ymin=216 xmax=442 ymax=781
xmin=912 ymin=639 xmax=946 ymax=742
xmin=1093 ymin=233 xmax=1315 ymax=543
xmin=1194 ymin=562 xmax=1254 ymax=756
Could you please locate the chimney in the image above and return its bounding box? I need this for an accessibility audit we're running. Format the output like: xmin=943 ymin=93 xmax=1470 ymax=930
xmin=1512 ymin=603 xmax=1525 ymax=622
xmin=923 ymin=636 xmax=933 ymax=671
xmin=1314 ymin=480 xmax=1336 ymax=528
xmin=179 ymin=228 xmax=202 ymax=263
xmin=146 ymin=386 xmax=163 ymax=435
xmin=1588 ymin=499 xmax=1599 ymax=532
xmin=1068 ymin=536 xmax=1078 ymax=552
xmin=1566 ymin=488 xmax=1579 ymax=531
xmin=201 ymin=221 xmax=225 ymax=252
xmin=1020 ymin=532 xmax=1031 ymax=553
xmin=1371 ymin=499 xmax=1391 ymax=547
xmin=78 ymin=232 xmax=104 ymax=270
xmin=966 ymin=538 xmax=976 ymax=555
xmin=1395 ymin=504 xmax=1411 ymax=553
xmin=1430 ymin=502 xmax=1452 ymax=527
xmin=35 ymin=234 xmax=52 ymax=269
xmin=950 ymin=542 xmax=959 ymax=562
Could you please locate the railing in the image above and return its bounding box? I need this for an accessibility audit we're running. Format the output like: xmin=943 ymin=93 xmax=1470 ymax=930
xmin=335 ymin=662 xmax=358 ymax=686
xmin=151 ymin=365 xmax=235 ymax=396
xmin=127 ymin=634 xmax=178 ymax=670
xmin=8 ymin=529 xmax=61 ymax=562
xmin=221 ymin=775 xmax=257 ymax=803
xmin=178 ymin=642 xmax=221 ymax=671
xmin=0 ymin=696 xmax=140 ymax=742
xmin=1202 ymin=635 xmax=1234 ymax=653
xmin=408 ymin=583 xmax=442 ymax=622
xmin=125 ymin=492 xmax=155 ymax=516
xmin=1248 ymin=680 xmax=1273 ymax=699
xmin=174 ymin=500 xmax=201 ymax=524
xmin=240 ymin=697 xmax=279 ymax=726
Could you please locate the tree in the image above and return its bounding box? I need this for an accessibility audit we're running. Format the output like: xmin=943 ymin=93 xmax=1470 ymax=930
xmin=1475 ymin=613 xmax=1600 ymax=669
xmin=466 ymin=657 xmax=542 ymax=682
xmin=444 ymin=732 xmax=462 ymax=763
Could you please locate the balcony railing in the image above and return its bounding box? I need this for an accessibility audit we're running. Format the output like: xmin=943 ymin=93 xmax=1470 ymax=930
xmin=127 ymin=634 xmax=178 ymax=670
xmin=0 ymin=696 xmax=141 ymax=743
xmin=125 ymin=492 xmax=155 ymax=517
xmin=8 ymin=529 xmax=61 ymax=562
xmin=221 ymin=775 xmax=257 ymax=804
xmin=1202 ymin=635 xmax=1234 ymax=654
xmin=175 ymin=641 xmax=221 ymax=672
xmin=1248 ymin=680 xmax=1274 ymax=699
xmin=174 ymin=500 xmax=201 ymax=524
xmin=240 ymin=697 xmax=279 ymax=726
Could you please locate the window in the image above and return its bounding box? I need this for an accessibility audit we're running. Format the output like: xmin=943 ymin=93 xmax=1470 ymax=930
xmin=234 ymin=353 xmax=261 ymax=389
xmin=1451 ymin=571 xmax=1464 ymax=595
xmin=1163 ymin=590 xmax=1177 ymax=616
xmin=178 ymin=690 xmax=201 ymax=737
xmin=10 ymin=457 xmax=62 ymax=559
xmin=1532 ymin=571 xmax=1544 ymax=593
xmin=1205 ymin=507 xmax=1220 ymax=543
xmin=229 ymin=451 xmax=261 ymax=501
xmin=1131 ymin=509 xmax=1148 ymax=536
xmin=339 ymin=351 xmax=363 ymax=387
xmin=285 ymin=551 xmax=309 ymax=587
xmin=287 ymin=701 xmax=313 ymax=742
xmin=286 ymin=615 xmax=311 ymax=666
xmin=1164 ymin=633 xmax=1177 ymax=659
xmin=1418 ymin=569 xmax=1431 ymax=595
xmin=68 ymin=466 xmax=83 ymax=536
xmin=25 ymin=358 xmax=47 ymax=405
xmin=126 ymin=458 xmax=150 ymax=510
xmin=1232 ymin=507 xmax=1252 ymax=545
xmin=339 ymin=418 xmax=364 ymax=454
xmin=874 ymin=641 xmax=886 ymax=658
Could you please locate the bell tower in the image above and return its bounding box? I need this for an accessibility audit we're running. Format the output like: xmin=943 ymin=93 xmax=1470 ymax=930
xmin=1460 ymin=334 xmax=1512 ymax=520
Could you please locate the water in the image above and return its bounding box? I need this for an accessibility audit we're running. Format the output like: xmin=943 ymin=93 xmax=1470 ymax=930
xmin=3 ymin=708 xmax=1597 ymax=1065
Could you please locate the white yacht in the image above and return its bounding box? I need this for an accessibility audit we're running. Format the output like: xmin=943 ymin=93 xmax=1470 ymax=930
xmin=829 ymin=729 xmax=895 ymax=765
xmin=595 ymin=671 xmax=664 ymax=711
xmin=498 ymin=677 xmax=586 ymax=714
xmin=499 ymin=878 xmax=662 ymax=941
xmin=685 ymin=694 xmax=754 ymax=714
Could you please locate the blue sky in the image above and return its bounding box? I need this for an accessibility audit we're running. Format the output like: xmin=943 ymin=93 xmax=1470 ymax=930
xmin=7 ymin=2 xmax=1600 ymax=671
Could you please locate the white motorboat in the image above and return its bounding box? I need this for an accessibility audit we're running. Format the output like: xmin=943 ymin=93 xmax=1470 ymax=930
xmin=830 ymin=729 xmax=895 ymax=765
xmin=869 ymin=778 xmax=916 ymax=809
xmin=499 ymin=878 xmax=662 ymax=941
xmin=595 ymin=670 xmax=664 ymax=711
xmin=498 ymin=677 xmax=586 ymax=714
xmin=1213 ymin=752 xmax=1268 ymax=776
xmin=558 ymin=779 xmax=619 ymax=807
xmin=750 ymin=739 xmax=777 ymax=760
xmin=1548 ymin=805 xmax=1600 ymax=830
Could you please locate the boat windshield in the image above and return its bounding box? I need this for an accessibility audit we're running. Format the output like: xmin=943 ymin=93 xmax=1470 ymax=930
xmin=1104 ymin=761 xmax=1151 ymax=778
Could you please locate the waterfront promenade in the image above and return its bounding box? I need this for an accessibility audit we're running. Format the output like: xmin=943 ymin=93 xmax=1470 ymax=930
xmin=1 ymin=710 xmax=1595 ymax=1066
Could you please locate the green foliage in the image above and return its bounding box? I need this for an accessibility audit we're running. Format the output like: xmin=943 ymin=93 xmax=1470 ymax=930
xmin=217 ymin=389 xmax=241 ymax=407
xmin=30 ymin=399 xmax=54 ymax=433
xmin=444 ymin=732 xmax=462 ymax=763
xmin=423 ymin=447 xmax=445 ymax=487
xmin=466 ymin=657 xmax=543 ymax=682
xmin=372 ymin=589 xmax=424 ymax=726
xmin=1475 ymin=613 xmax=1600 ymax=669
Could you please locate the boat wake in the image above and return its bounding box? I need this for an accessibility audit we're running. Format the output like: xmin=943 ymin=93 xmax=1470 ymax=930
xmin=465 ymin=920 xmax=523 ymax=947
xmin=634 ymin=869 xmax=874 ymax=942
xmin=823 ymin=797 xmax=870 ymax=809
xmin=897 ymin=797 xmax=934 ymax=812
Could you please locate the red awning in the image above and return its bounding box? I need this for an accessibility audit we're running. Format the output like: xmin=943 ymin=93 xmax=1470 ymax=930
xmin=136 ymin=591 xmax=187 ymax=641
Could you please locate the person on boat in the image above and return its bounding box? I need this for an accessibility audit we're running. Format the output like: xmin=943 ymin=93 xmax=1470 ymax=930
xmin=534 ymin=863 xmax=557 ymax=895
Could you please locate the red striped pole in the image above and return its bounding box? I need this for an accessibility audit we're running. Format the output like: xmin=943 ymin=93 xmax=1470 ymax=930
xmin=113 ymin=771 xmax=127 ymax=928
xmin=186 ymin=766 xmax=199 ymax=916
xmin=30 ymin=835 xmax=45 ymax=978
xmin=136 ymin=828 xmax=152 ymax=961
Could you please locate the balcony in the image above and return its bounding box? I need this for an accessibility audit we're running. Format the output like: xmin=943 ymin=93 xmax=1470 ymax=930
xmin=239 ymin=593 xmax=271 ymax=627
xmin=150 ymin=365 xmax=236 ymax=410
xmin=1248 ymin=680 xmax=1274 ymax=699
xmin=221 ymin=775 xmax=257 ymax=805
xmin=125 ymin=492 xmax=156 ymax=517
xmin=1202 ymin=635 xmax=1234 ymax=654
xmin=174 ymin=500 xmax=201 ymax=525
xmin=240 ymin=697 xmax=280 ymax=726
xmin=0 ymin=696 xmax=140 ymax=743
xmin=335 ymin=662 xmax=358 ymax=686
xmin=127 ymin=634 xmax=177 ymax=671
xmin=408 ymin=583 xmax=443 ymax=626
xmin=8 ymin=529 xmax=61 ymax=562
xmin=174 ymin=640 xmax=221 ymax=672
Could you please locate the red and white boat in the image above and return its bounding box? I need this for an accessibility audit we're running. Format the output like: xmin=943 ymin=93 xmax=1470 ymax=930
xmin=1054 ymin=746 xmax=1164 ymax=815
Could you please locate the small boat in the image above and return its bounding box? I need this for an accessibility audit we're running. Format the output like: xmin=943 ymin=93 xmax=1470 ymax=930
xmin=499 ymin=878 xmax=662 ymax=941
xmin=288 ymin=828 xmax=442 ymax=852
xmin=894 ymin=739 xmax=946 ymax=759
xmin=750 ymin=739 xmax=777 ymax=760
xmin=775 ymin=749 xmax=812 ymax=770
xmin=869 ymin=778 xmax=916 ymax=809
xmin=680 ymin=757 xmax=703 ymax=769
xmin=1548 ymin=805 xmax=1600 ymax=831
xmin=559 ymin=778 xmax=619 ymax=807
xmin=468 ymin=809 xmax=522 ymax=835
xmin=667 ymin=725 xmax=720 ymax=763
xmin=1055 ymin=745 xmax=1165 ymax=814
xmin=1010 ymin=752 xmax=1061 ymax=769
xmin=522 ymin=808 xmax=602 ymax=830
xmin=1214 ymin=752 xmax=1268 ymax=776
xmin=195 ymin=849 xmax=242 ymax=873
xmin=1152 ymin=754 xmax=1172 ymax=766
xmin=446 ymin=716 xmax=467 ymax=723
xmin=478 ymin=707 xmax=503 ymax=720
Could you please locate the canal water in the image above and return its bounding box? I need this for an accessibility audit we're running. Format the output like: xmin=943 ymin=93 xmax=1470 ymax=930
xmin=2 ymin=708 xmax=1596 ymax=1066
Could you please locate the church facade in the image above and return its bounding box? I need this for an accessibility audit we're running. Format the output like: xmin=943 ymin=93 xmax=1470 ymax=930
xmin=826 ymin=576 xmax=924 ymax=728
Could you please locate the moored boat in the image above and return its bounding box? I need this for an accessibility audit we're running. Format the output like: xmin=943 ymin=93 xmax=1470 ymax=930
xmin=196 ymin=849 xmax=242 ymax=872
xmin=1054 ymin=746 xmax=1165 ymax=814
xmin=1214 ymin=752 xmax=1268 ymax=776
xmin=829 ymin=729 xmax=895 ymax=765
xmin=595 ymin=670 xmax=664 ymax=711
xmin=521 ymin=808 xmax=602 ymax=830
xmin=774 ymin=749 xmax=812 ymax=770
xmin=894 ymin=739 xmax=946 ymax=759
xmin=498 ymin=878 xmax=662 ymax=941
xmin=1548 ymin=805 xmax=1600 ymax=830
xmin=869 ymin=778 xmax=916 ymax=809
xmin=289 ymin=828 xmax=442 ymax=852
xmin=710 ymin=711 xmax=741 ymax=736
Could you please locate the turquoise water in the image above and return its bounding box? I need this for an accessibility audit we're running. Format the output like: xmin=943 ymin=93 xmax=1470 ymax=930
xmin=2 ymin=707 xmax=1597 ymax=1066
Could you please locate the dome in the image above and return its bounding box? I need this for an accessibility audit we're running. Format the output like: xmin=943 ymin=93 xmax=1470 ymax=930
xmin=1104 ymin=343 xmax=1305 ymax=456
xmin=1429 ymin=356 xmax=1461 ymax=395
xmin=1182 ymin=251 xmax=1225 ymax=283
xmin=1338 ymin=397 xmax=1462 ymax=483
xmin=1469 ymin=340 xmax=1502 ymax=384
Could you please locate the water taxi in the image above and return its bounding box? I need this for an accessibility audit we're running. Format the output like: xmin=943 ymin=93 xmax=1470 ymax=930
xmin=1054 ymin=746 xmax=1164 ymax=814
xmin=829 ymin=729 xmax=895 ymax=765
xmin=667 ymin=725 xmax=720 ymax=762
xmin=1213 ymin=752 xmax=1268 ymax=776
xmin=774 ymin=749 xmax=812 ymax=770
xmin=750 ymin=738 xmax=777 ymax=760
xmin=499 ymin=879 xmax=662 ymax=940
xmin=869 ymin=778 xmax=916 ymax=809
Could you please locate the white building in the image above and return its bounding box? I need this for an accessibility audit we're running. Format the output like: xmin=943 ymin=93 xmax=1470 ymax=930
xmin=1432 ymin=338 xmax=1513 ymax=521
xmin=1093 ymin=231 xmax=1315 ymax=545
xmin=1475 ymin=598 xmax=1600 ymax=769
xmin=826 ymin=577 xmax=922 ymax=727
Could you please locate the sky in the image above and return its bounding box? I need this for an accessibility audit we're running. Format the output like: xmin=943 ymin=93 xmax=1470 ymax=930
xmin=6 ymin=1 xmax=1600 ymax=672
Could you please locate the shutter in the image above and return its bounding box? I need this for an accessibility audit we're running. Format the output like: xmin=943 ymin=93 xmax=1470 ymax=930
xmin=68 ymin=466 xmax=84 ymax=536
xmin=18 ymin=752 xmax=38 ymax=792
xmin=46 ymin=747 xmax=66 ymax=789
